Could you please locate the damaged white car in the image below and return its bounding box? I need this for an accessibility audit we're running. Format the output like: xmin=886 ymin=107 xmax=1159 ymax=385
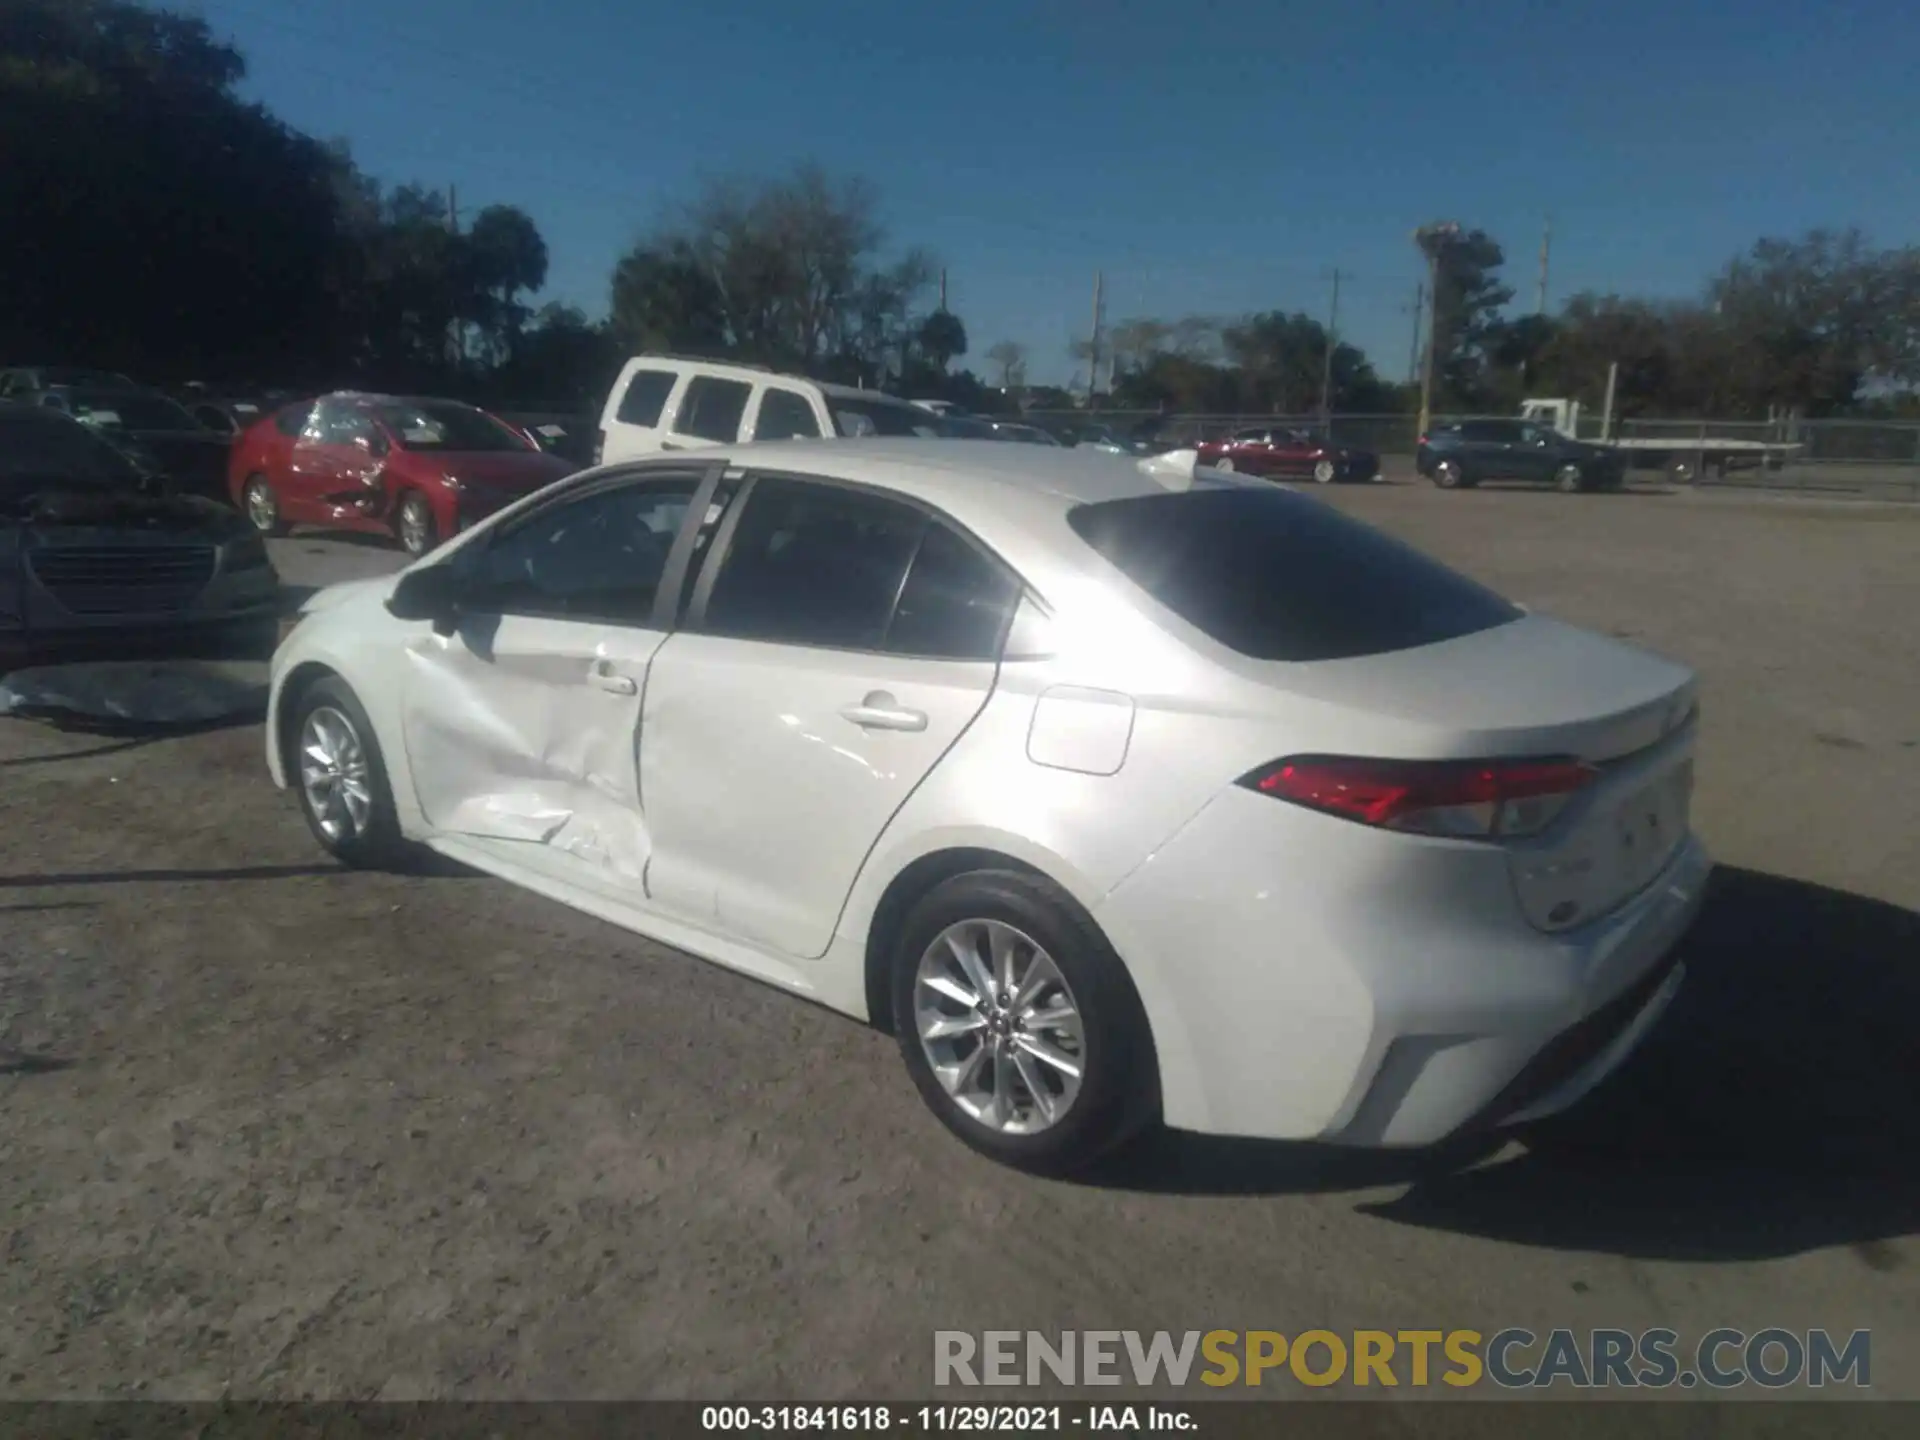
xmin=267 ymin=440 xmax=1708 ymax=1173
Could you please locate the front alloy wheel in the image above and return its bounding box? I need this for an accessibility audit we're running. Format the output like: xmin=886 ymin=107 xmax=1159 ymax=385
xmin=243 ymin=475 xmax=283 ymax=535
xmin=397 ymin=493 xmax=438 ymax=556
xmin=1433 ymin=459 xmax=1463 ymax=489
xmin=913 ymin=918 xmax=1085 ymax=1135
xmin=1313 ymin=458 xmax=1337 ymax=483
xmin=289 ymin=676 xmax=407 ymax=868
xmin=1555 ymin=463 xmax=1586 ymax=493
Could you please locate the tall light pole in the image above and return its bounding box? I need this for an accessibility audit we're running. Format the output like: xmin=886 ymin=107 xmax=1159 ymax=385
xmin=1318 ymin=269 xmax=1343 ymax=426
xmin=1413 ymin=221 xmax=1460 ymax=438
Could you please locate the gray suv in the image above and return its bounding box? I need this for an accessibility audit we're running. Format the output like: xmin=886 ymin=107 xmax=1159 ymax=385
xmin=1416 ymin=419 xmax=1626 ymax=492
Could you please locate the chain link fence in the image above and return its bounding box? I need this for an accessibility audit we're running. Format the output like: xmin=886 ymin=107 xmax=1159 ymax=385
xmin=1018 ymin=409 xmax=1920 ymax=499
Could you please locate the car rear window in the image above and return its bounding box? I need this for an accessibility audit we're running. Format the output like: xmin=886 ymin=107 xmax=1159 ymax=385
xmin=1066 ymin=487 xmax=1522 ymax=662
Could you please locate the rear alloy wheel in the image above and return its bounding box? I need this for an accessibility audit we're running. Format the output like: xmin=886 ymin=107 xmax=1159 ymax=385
xmin=1433 ymin=459 xmax=1463 ymax=489
xmin=1554 ymin=463 xmax=1587 ymax=493
xmin=290 ymin=676 xmax=407 ymax=869
xmin=1312 ymin=458 xmax=1337 ymax=484
xmin=1214 ymin=456 xmax=1236 ymax=473
xmin=891 ymin=870 xmax=1156 ymax=1175
xmin=242 ymin=474 xmax=284 ymax=536
xmin=396 ymin=492 xmax=438 ymax=556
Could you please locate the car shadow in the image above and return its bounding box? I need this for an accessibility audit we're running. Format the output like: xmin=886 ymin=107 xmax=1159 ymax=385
xmin=0 ymin=863 xmax=341 ymax=889
xmin=0 ymin=709 xmax=262 ymax=758
xmin=1092 ymin=866 xmax=1920 ymax=1263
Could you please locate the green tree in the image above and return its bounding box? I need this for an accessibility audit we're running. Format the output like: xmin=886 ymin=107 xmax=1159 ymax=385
xmin=1416 ymin=223 xmax=1515 ymax=408
xmin=916 ymin=309 xmax=968 ymax=372
xmin=0 ymin=0 xmax=350 ymax=382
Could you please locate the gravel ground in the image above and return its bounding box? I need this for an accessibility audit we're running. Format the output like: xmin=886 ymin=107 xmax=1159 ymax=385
xmin=2 ymin=484 xmax=1916 ymax=1405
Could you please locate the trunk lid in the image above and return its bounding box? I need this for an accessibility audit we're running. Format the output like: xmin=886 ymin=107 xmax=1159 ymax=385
xmin=1243 ymin=615 xmax=1698 ymax=931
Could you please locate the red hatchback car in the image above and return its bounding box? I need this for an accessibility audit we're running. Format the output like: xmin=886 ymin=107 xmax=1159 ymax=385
xmin=1195 ymin=425 xmax=1381 ymax=484
xmin=229 ymin=392 xmax=578 ymax=555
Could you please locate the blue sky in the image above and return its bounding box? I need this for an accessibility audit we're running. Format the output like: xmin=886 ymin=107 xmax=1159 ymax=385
xmin=192 ymin=0 xmax=1918 ymax=386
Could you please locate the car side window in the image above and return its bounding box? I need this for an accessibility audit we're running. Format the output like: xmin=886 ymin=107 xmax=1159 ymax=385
xmin=616 ymin=368 xmax=676 ymax=427
xmin=467 ymin=477 xmax=700 ymax=625
xmin=673 ymin=377 xmax=752 ymax=443
xmin=701 ymin=476 xmax=926 ymax=650
xmin=885 ymin=520 xmax=1021 ymax=661
xmin=275 ymin=403 xmax=313 ymax=437
xmin=754 ymin=388 xmax=822 ymax=441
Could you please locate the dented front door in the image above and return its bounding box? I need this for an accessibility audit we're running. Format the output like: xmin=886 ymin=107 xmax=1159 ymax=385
xmin=399 ymin=614 xmax=667 ymax=881
xmin=394 ymin=469 xmax=710 ymax=884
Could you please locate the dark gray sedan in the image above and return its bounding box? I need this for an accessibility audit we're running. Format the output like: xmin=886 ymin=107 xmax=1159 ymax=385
xmin=1 ymin=403 xmax=280 ymax=665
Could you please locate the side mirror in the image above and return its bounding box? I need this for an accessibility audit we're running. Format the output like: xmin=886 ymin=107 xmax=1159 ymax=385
xmin=386 ymin=563 xmax=467 ymax=629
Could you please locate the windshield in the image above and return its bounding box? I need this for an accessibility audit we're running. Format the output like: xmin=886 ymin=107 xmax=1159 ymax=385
xmin=829 ymin=399 xmax=947 ymax=438
xmin=0 ymin=408 xmax=142 ymax=499
xmin=375 ymin=401 xmax=532 ymax=453
xmin=63 ymin=389 xmax=201 ymax=432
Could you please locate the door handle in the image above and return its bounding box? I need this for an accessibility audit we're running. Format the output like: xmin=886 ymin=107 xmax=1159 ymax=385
xmin=588 ymin=664 xmax=638 ymax=696
xmin=839 ymin=692 xmax=927 ymax=732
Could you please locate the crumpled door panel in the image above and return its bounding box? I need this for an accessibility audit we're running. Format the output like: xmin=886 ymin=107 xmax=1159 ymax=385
xmin=399 ymin=614 xmax=665 ymax=883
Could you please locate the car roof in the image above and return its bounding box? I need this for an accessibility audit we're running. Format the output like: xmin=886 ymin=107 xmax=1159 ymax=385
xmin=691 ymin=437 xmax=1219 ymax=512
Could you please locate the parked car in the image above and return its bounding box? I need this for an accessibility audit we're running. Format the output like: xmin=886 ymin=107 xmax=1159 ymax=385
xmin=595 ymin=355 xmax=946 ymax=465
xmin=943 ymin=415 xmax=1000 ymax=439
xmin=1198 ymin=426 xmax=1380 ymax=484
xmin=16 ymin=384 xmax=233 ymax=505
xmin=1069 ymin=423 xmax=1153 ymax=456
xmin=265 ymin=440 xmax=1706 ymax=1174
xmin=1417 ymin=419 xmax=1627 ymax=492
xmin=230 ymin=393 xmax=578 ymax=557
xmin=0 ymin=402 xmax=279 ymax=664
xmin=179 ymin=395 xmax=271 ymax=438
xmin=0 ymin=365 xmax=136 ymax=399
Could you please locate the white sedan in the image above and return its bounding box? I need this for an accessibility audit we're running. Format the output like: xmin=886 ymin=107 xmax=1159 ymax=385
xmin=266 ymin=440 xmax=1710 ymax=1174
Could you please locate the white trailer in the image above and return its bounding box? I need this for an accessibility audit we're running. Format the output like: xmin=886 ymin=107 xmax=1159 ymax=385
xmin=1519 ymin=397 xmax=1803 ymax=482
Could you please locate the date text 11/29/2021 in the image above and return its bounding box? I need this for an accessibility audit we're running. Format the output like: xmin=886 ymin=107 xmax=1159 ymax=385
xmin=702 ymin=1406 xmax=1193 ymax=1432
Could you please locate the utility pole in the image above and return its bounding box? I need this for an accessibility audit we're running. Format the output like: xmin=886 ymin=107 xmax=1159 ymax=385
xmin=446 ymin=185 xmax=462 ymax=369
xmin=1404 ymin=281 xmax=1425 ymax=387
xmin=1536 ymin=216 xmax=1551 ymax=314
xmin=1087 ymin=270 xmax=1105 ymax=406
xmin=1416 ymin=247 xmax=1441 ymax=438
xmin=938 ymin=268 xmax=948 ymax=311
xmin=1318 ymin=269 xmax=1343 ymax=424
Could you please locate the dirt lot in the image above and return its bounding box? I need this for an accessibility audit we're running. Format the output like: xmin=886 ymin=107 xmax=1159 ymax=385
xmin=2 ymin=483 xmax=1917 ymax=1403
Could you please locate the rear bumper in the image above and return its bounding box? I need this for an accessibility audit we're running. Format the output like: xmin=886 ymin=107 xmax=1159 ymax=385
xmin=1094 ymin=785 xmax=1712 ymax=1147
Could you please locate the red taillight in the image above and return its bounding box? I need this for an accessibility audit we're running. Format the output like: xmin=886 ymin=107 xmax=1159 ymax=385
xmin=1417 ymin=434 xmax=1429 ymax=447
xmin=1238 ymin=755 xmax=1597 ymax=839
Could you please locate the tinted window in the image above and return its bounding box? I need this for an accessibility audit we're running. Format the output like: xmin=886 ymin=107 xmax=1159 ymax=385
xmin=375 ymin=400 xmax=527 ymax=453
xmin=886 ymin=522 xmax=1020 ymax=660
xmin=702 ymin=477 xmax=926 ymax=649
xmin=63 ymin=390 xmax=199 ymax=431
xmin=1067 ymin=487 xmax=1522 ymax=662
xmin=275 ymin=403 xmax=313 ymax=436
xmin=674 ymin=377 xmax=752 ymax=442
xmin=754 ymin=388 xmax=821 ymax=440
xmin=828 ymin=398 xmax=945 ymax=438
xmin=0 ymin=408 xmax=140 ymax=492
xmin=616 ymin=369 xmax=676 ymax=427
xmin=469 ymin=478 xmax=698 ymax=624
xmin=1461 ymin=420 xmax=1521 ymax=443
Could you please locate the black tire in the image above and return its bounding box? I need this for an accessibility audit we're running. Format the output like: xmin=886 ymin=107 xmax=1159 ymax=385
xmin=1432 ymin=459 xmax=1464 ymax=490
xmin=396 ymin=491 xmax=439 ymax=556
xmin=242 ymin=474 xmax=285 ymax=536
xmin=1554 ymin=463 xmax=1586 ymax=494
xmin=890 ymin=869 xmax=1157 ymax=1175
xmin=287 ymin=676 xmax=408 ymax=869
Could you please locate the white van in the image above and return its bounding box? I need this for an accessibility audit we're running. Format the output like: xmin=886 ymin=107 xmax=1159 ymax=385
xmin=593 ymin=356 xmax=947 ymax=465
